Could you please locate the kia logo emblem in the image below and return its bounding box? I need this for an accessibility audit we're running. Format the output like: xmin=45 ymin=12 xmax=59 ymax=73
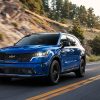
xmin=9 ymin=55 xmax=15 ymax=58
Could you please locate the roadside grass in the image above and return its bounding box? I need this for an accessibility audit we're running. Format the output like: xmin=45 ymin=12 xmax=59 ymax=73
xmin=86 ymin=55 xmax=100 ymax=62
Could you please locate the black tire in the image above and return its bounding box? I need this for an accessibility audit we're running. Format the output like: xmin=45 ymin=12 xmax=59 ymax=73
xmin=48 ymin=60 xmax=60 ymax=85
xmin=75 ymin=59 xmax=85 ymax=77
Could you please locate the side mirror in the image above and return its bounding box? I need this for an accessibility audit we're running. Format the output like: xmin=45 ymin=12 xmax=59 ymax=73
xmin=61 ymin=41 xmax=66 ymax=48
xmin=61 ymin=41 xmax=70 ymax=48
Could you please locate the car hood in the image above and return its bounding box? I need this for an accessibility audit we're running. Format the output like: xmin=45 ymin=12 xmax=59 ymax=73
xmin=0 ymin=45 xmax=60 ymax=54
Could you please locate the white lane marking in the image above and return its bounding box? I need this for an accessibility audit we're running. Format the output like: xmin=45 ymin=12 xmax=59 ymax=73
xmin=86 ymin=68 xmax=97 ymax=71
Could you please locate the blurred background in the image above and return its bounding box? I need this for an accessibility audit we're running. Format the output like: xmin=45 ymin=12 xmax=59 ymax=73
xmin=0 ymin=0 xmax=100 ymax=62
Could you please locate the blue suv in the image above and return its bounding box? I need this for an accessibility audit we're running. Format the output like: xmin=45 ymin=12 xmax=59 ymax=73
xmin=0 ymin=32 xmax=86 ymax=84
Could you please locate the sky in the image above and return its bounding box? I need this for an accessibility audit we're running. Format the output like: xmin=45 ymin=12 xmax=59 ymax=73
xmin=70 ymin=0 xmax=100 ymax=16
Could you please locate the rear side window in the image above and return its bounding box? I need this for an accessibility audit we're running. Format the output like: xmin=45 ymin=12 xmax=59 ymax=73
xmin=67 ymin=35 xmax=80 ymax=46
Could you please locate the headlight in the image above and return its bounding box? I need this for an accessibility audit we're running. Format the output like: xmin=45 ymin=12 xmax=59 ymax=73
xmin=32 ymin=51 xmax=49 ymax=57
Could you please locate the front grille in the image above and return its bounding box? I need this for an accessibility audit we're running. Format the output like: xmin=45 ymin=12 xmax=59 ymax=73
xmin=0 ymin=53 xmax=32 ymax=62
xmin=0 ymin=67 xmax=34 ymax=75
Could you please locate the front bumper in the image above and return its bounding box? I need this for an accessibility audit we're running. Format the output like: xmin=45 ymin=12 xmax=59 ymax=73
xmin=0 ymin=63 xmax=49 ymax=78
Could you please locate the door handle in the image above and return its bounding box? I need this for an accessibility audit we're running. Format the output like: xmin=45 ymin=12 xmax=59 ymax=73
xmin=61 ymin=49 xmax=70 ymax=54
xmin=61 ymin=50 xmax=66 ymax=54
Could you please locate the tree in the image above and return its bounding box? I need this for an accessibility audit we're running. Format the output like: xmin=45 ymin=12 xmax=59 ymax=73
xmin=68 ymin=4 xmax=77 ymax=19
xmin=20 ymin=0 xmax=44 ymax=14
xmin=55 ymin=0 xmax=63 ymax=20
xmin=42 ymin=0 xmax=49 ymax=13
xmin=87 ymin=7 xmax=95 ymax=28
xmin=62 ymin=0 xmax=70 ymax=18
xmin=69 ymin=21 xmax=84 ymax=43
xmin=48 ymin=0 xmax=63 ymax=21
xmin=20 ymin=0 xmax=100 ymax=30
xmin=50 ymin=0 xmax=56 ymax=11
xmin=90 ymin=36 xmax=100 ymax=55
xmin=94 ymin=16 xmax=100 ymax=29
xmin=78 ymin=5 xmax=87 ymax=25
xmin=48 ymin=0 xmax=56 ymax=20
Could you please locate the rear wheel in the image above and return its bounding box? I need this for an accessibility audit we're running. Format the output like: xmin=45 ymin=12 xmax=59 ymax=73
xmin=75 ymin=59 xmax=85 ymax=77
xmin=48 ymin=60 xmax=60 ymax=85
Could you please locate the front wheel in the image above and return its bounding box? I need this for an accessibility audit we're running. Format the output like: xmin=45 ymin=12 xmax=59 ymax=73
xmin=48 ymin=60 xmax=60 ymax=85
xmin=75 ymin=59 xmax=85 ymax=77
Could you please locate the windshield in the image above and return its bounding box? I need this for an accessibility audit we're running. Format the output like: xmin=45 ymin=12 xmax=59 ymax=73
xmin=15 ymin=33 xmax=60 ymax=46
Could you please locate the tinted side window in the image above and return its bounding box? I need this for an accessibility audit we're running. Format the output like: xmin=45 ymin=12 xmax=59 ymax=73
xmin=61 ymin=34 xmax=67 ymax=40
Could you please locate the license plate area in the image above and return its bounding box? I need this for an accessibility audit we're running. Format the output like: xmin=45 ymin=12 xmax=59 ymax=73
xmin=0 ymin=67 xmax=34 ymax=75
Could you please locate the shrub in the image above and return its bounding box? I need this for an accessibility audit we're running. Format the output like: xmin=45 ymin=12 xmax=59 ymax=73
xmin=87 ymin=55 xmax=100 ymax=62
xmin=84 ymin=41 xmax=92 ymax=56
xmin=60 ymin=18 xmax=67 ymax=24
xmin=12 ymin=22 xmax=18 ymax=27
xmin=69 ymin=25 xmax=84 ymax=44
xmin=90 ymin=36 xmax=100 ymax=55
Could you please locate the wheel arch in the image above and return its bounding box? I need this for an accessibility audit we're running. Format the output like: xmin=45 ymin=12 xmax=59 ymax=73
xmin=50 ymin=56 xmax=62 ymax=73
xmin=81 ymin=55 xmax=86 ymax=66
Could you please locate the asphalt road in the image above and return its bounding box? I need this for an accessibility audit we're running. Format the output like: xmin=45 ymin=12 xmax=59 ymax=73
xmin=0 ymin=62 xmax=100 ymax=100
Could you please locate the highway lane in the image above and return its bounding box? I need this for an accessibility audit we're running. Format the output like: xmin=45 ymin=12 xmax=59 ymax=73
xmin=0 ymin=62 xmax=100 ymax=100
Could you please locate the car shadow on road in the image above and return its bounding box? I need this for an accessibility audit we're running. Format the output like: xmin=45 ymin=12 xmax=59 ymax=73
xmin=0 ymin=73 xmax=84 ymax=88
